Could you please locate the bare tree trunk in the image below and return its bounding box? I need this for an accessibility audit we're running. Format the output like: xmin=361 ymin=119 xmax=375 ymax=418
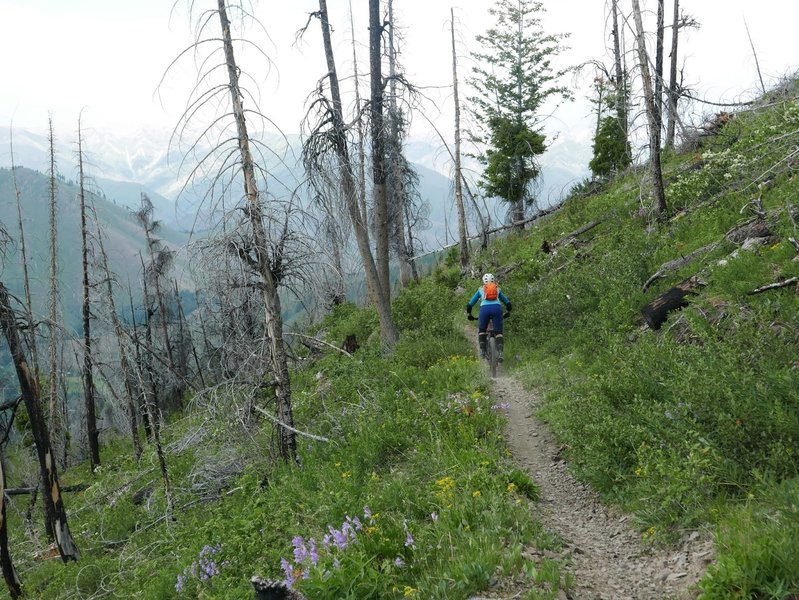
xmin=137 ymin=260 xmax=174 ymax=512
xmin=46 ymin=118 xmax=65 ymax=474
xmin=128 ymin=283 xmax=153 ymax=442
xmin=369 ymin=0 xmax=392 ymax=301
xmin=386 ymin=0 xmax=412 ymax=289
xmin=217 ymin=0 xmax=297 ymax=461
xmin=0 ymin=453 xmax=22 ymax=598
xmin=631 ymin=0 xmax=668 ymax=219
xmin=451 ymin=8 xmax=469 ymax=269
xmin=0 ymin=282 xmax=79 ymax=562
xmin=77 ymin=121 xmax=100 ymax=471
xmin=654 ymin=0 xmax=665 ymax=132
xmin=91 ymin=201 xmax=142 ymax=460
xmin=142 ymin=212 xmax=176 ymax=379
xmin=611 ymin=0 xmax=628 ymax=140
xmin=9 ymin=130 xmax=41 ymax=392
xmin=665 ymin=0 xmax=680 ymax=148
xmin=349 ymin=0 xmax=370 ymax=232
xmin=315 ymin=0 xmax=399 ymax=348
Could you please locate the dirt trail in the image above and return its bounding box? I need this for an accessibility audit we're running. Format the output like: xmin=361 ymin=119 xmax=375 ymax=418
xmin=476 ymin=372 xmax=714 ymax=600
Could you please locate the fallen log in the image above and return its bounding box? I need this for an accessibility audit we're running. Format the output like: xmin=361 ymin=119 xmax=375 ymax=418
xmin=642 ymin=243 xmax=719 ymax=292
xmin=641 ymin=276 xmax=706 ymax=330
xmin=4 ymin=484 xmax=88 ymax=497
xmin=725 ymin=217 xmax=773 ymax=245
xmin=747 ymin=277 xmax=799 ymax=295
xmin=542 ymin=219 xmax=603 ymax=253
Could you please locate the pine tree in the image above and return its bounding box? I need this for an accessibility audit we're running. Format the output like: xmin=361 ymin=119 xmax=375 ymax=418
xmin=469 ymin=0 xmax=568 ymax=228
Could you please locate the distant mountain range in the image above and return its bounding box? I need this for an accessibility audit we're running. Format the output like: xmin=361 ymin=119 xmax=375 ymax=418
xmin=0 ymin=126 xmax=591 ymax=246
xmin=0 ymin=125 xmax=590 ymax=328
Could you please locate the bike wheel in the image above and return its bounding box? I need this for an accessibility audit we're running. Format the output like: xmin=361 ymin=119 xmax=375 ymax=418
xmin=488 ymin=336 xmax=497 ymax=378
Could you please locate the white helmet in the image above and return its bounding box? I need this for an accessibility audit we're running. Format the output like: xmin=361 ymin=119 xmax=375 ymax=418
xmin=482 ymin=273 xmax=495 ymax=284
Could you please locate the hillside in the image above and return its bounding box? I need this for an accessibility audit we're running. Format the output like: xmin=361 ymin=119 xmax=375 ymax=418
xmin=0 ymin=166 xmax=190 ymax=331
xmin=3 ymin=84 xmax=799 ymax=599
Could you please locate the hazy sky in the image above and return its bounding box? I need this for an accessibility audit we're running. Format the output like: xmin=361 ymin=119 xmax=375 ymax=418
xmin=1 ymin=0 xmax=797 ymax=144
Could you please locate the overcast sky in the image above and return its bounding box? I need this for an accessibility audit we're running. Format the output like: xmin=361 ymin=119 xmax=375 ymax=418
xmin=1 ymin=0 xmax=797 ymax=145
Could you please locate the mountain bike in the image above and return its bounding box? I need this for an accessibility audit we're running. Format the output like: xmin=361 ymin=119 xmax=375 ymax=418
xmin=467 ymin=312 xmax=509 ymax=379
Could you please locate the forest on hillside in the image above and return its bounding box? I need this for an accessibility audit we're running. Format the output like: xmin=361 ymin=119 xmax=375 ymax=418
xmin=0 ymin=0 xmax=797 ymax=598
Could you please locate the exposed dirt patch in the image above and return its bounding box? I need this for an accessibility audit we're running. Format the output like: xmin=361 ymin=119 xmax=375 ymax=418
xmin=472 ymin=368 xmax=714 ymax=600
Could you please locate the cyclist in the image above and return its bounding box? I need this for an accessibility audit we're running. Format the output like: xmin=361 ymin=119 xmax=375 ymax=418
xmin=465 ymin=273 xmax=512 ymax=361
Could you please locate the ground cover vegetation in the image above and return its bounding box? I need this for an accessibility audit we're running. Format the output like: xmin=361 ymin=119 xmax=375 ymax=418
xmin=5 ymin=66 xmax=798 ymax=600
xmin=7 ymin=283 xmax=567 ymax=599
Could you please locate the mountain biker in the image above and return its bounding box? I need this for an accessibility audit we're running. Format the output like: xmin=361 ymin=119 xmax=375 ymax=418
xmin=465 ymin=273 xmax=512 ymax=362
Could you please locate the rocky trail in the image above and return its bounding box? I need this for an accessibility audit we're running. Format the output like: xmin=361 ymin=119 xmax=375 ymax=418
xmin=472 ymin=369 xmax=715 ymax=600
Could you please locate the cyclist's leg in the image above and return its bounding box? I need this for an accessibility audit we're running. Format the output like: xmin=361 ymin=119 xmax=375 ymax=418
xmin=477 ymin=306 xmax=489 ymax=358
xmin=490 ymin=305 xmax=505 ymax=362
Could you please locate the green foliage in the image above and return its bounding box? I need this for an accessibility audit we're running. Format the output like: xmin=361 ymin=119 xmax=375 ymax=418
xmin=701 ymin=478 xmax=799 ymax=598
xmin=589 ymin=115 xmax=631 ymax=178
xmin=469 ymin=0 xmax=569 ymax=208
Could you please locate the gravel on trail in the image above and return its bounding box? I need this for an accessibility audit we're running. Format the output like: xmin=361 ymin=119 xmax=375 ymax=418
xmin=470 ymin=371 xmax=714 ymax=600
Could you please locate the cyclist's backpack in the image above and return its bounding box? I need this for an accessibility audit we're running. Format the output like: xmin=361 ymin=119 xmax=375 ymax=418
xmin=483 ymin=282 xmax=498 ymax=300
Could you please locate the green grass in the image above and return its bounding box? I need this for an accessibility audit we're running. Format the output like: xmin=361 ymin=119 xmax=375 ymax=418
xmin=10 ymin=82 xmax=799 ymax=600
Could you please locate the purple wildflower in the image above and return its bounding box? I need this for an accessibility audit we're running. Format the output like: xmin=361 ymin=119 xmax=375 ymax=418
xmin=333 ymin=557 xmax=341 ymax=570
xmin=175 ymin=574 xmax=185 ymax=593
xmin=322 ymin=533 xmax=331 ymax=549
xmin=363 ymin=506 xmax=372 ymax=522
xmin=292 ymin=536 xmax=308 ymax=563
xmin=352 ymin=516 xmax=363 ymax=531
xmin=308 ymin=538 xmax=319 ymax=566
xmin=280 ymin=557 xmax=296 ymax=588
xmin=394 ymin=556 xmax=404 ymax=568
xmin=403 ymin=520 xmax=415 ymax=549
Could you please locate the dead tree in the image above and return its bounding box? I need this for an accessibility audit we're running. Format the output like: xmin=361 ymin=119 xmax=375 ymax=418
xmin=77 ymin=119 xmax=101 ymax=471
xmin=631 ymin=0 xmax=668 ymax=219
xmin=9 ymin=128 xmax=41 ymax=393
xmin=46 ymin=117 xmax=66 ymax=470
xmin=211 ymin=0 xmax=298 ymax=460
xmin=303 ymin=0 xmax=399 ymax=349
xmin=451 ymin=8 xmax=469 ymax=269
xmin=386 ymin=0 xmax=413 ymax=288
xmin=369 ymin=0 xmax=392 ymax=303
xmin=137 ymin=258 xmax=174 ymax=513
xmin=654 ymin=0 xmax=665 ymax=132
xmin=135 ymin=194 xmax=177 ymax=386
xmin=90 ymin=198 xmax=143 ymax=460
xmin=0 ymin=452 xmax=21 ymax=598
xmin=664 ymin=0 xmax=680 ymax=148
xmin=0 ymin=283 xmax=80 ymax=562
xmin=610 ymin=0 xmax=629 ymax=142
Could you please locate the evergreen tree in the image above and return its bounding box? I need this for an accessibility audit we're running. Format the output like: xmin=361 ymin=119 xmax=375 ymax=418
xmin=590 ymin=83 xmax=631 ymax=178
xmin=469 ymin=0 xmax=568 ymax=227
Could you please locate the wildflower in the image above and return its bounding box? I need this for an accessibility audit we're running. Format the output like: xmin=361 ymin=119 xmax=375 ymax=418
xmin=403 ymin=520 xmax=415 ymax=549
xmin=175 ymin=574 xmax=185 ymax=594
xmin=430 ymin=511 xmax=438 ymax=523
xmin=308 ymin=538 xmax=319 ymax=566
xmin=292 ymin=536 xmax=308 ymax=563
xmin=363 ymin=506 xmax=372 ymax=521
xmin=333 ymin=557 xmax=341 ymax=570
xmin=506 ymin=483 xmax=517 ymax=493
xmin=394 ymin=556 xmax=404 ymax=568
xmin=472 ymin=490 xmax=481 ymax=498
xmin=403 ymin=585 xmax=416 ymax=597
xmin=280 ymin=557 xmax=296 ymax=588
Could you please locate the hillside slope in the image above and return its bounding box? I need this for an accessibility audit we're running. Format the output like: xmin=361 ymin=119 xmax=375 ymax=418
xmin=0 ymin=167 xmax=190 ymax=331
xmin=4 ymin=85 xmax=798 ymax=599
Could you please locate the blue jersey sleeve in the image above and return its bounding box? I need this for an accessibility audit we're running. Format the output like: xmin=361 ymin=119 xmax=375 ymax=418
xmin=499 ymin=290 xmax=510 ymax=305
xmin=467 ymin=288 xmax=482 ymax=308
